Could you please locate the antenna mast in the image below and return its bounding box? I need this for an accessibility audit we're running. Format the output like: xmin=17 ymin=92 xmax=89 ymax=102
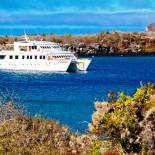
xmin=24 ymin=33 xmax=30 ymax=42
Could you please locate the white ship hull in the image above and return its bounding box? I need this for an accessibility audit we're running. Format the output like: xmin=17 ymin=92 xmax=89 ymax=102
xmin=0 ymin=34 xmax=91 ymax=72
xmin=76 ymin=59 xmax=91 ymax=71
xmin=0 ymin=58 xmax=72 ymax=72
xmin=67 ymin=58 xmax=91 ymax=72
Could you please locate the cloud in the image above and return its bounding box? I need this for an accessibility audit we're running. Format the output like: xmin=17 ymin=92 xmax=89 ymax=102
xmin=0 ymin=12 xmax=154 ymax=27
xmin=0 ymin=0 xmax=155 ymax=35
xmin=0 ymin=0 xmax=155 ymax=14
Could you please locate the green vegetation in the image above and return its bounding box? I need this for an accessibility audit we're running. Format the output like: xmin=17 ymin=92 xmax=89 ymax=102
xmin=89 ymin=83 xmax=155 ymax=154
xmin=0 ymin=84 xmax=155 ymax=154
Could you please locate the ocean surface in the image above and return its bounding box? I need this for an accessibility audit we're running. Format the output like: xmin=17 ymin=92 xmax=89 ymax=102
xmin=0 ymin=26 xmax=144 ymax=36
xmin=0 ymin=56 xmax=155 ymax=132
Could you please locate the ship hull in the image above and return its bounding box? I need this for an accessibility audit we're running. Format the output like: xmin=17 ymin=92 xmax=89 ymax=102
xmin=67 ymin=58 xmax=91 ymax=72
xmin=0 ymin=58 xmax=72 ymax=72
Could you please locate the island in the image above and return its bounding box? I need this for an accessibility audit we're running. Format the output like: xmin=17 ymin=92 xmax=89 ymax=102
xmin=1 ymin=31 xmax=155 ymax=56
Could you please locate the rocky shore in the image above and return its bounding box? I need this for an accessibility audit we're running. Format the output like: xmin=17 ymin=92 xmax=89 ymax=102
xmin=1 ymin=31 xmax=155 ymax=56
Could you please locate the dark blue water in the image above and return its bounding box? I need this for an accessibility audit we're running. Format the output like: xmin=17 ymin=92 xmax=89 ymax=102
xmin=0 ymin=56 xmax=155 ymax=132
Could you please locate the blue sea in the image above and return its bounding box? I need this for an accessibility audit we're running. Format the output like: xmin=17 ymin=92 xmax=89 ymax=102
xmin=0 ymin=56 xmax=155 ymax=132
xmin=0 ymin=26 xmax=144 ymax=36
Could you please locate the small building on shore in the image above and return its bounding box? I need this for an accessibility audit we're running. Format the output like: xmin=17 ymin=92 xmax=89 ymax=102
xmin=146 ymin=23 xmax=155 ymax=38
xmin=146 ymin=23 xmax=155 ymax=32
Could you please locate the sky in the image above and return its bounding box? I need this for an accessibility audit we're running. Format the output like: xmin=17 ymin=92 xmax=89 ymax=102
xmin=0 ymin=0 xmax=155 ymax=34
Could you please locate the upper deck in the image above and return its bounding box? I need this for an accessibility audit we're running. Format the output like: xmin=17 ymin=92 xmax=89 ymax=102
xmin=0 ymin=37 xmax=73 ymax=57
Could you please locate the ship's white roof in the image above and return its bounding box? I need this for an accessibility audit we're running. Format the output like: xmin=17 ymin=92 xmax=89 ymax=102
xmin=1 ymin=34 xmax=74 ymax=56
xmin=14 ymin=40 xmax=59 ymax=46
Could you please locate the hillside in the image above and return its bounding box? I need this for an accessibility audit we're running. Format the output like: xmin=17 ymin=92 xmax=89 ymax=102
xmin=1 ymin=32 xmax=155 ymax=56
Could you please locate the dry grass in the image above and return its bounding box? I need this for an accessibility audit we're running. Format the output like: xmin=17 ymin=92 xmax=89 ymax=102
xmin=0 ymin=100 xmax=92 ymax=155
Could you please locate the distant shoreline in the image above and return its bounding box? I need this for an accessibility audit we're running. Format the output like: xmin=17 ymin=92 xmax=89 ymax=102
xmin=0 ymin=25 xmax=145 ymax=36
xmin=1 ymin=31 xmax=155 ymax=56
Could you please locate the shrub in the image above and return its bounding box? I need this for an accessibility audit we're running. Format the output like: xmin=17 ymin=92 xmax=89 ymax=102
xmin=0 ymin=95 xmax=92 ymax=154
xmin=0 ymin=84 xmax=155 ymax=154
xmin=89 ymin=83 xmax=155 ymax=154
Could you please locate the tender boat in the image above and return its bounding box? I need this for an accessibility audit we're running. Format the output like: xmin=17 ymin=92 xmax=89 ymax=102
xmin=0 ymin=34 xmax=91 ymax=72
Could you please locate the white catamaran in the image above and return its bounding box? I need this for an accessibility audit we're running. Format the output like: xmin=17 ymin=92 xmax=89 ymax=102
xmin=0 ymin=34 xmax=91 ymax=72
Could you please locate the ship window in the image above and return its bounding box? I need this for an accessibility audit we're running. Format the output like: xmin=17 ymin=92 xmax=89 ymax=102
xmin=40 ymin=56 xmax=42 ymax=59
xmin=43 ymin=56 xmax=45 ymax=59
xmin=0 ymin=55 xmax=5 ymax=59
xmin=27 ymin=56 xmax=29 ymax=59
xmin=9 ymin=55 xmax=13 ymax=59
xmin=35 ymin=56 xmax=37 ymax=59
xmin=15 ymin=55 xmax=18 ymax=59
xmin=53 ymin=46 xmax=59 ymax=48
xmin=32 ymin=46 xmax=37 ymax=50
xmin=30 ymin=56 xmax=32 ymax=59
xmin=22 ymin=56 xmax=25 ymax=59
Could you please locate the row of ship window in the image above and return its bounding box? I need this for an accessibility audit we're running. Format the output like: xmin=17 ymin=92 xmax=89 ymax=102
xmin=40 ymin=46 xmax=50 ymax=49
xmin=8 ymin=55 xmax=69 ymax=60
xmin=9 ymin=55 xmax=46 ymax=60
xmin=40 ymin=46 xmax=59 ymax=49
xmin=29 ymin=46 xmax=59 ymax=50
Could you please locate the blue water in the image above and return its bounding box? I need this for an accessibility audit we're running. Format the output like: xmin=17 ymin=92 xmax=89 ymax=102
xmin=0 ymin=56 xmax=155 ymax=132
xmin=0 ymin=26 xmax=144 ymax=36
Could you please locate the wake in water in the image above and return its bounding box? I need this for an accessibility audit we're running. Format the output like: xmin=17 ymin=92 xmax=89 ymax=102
xmin=0 ymin=69 xmax=70 ymax=75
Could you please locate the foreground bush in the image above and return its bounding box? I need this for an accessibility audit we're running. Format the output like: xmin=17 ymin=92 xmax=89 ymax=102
xmin=0 ymin=101 xmax=93 ymax=155
xmin=0 ymin=115 xmax=94 ymax=154
xmin=0 ymin=84 xmax=155 ymax=154
xmin=89 ymin=83 xmax=155 ymax=154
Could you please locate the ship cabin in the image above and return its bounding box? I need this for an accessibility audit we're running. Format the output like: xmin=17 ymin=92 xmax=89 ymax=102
xmin=0 ymin=41 xmax=74 ymax=61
